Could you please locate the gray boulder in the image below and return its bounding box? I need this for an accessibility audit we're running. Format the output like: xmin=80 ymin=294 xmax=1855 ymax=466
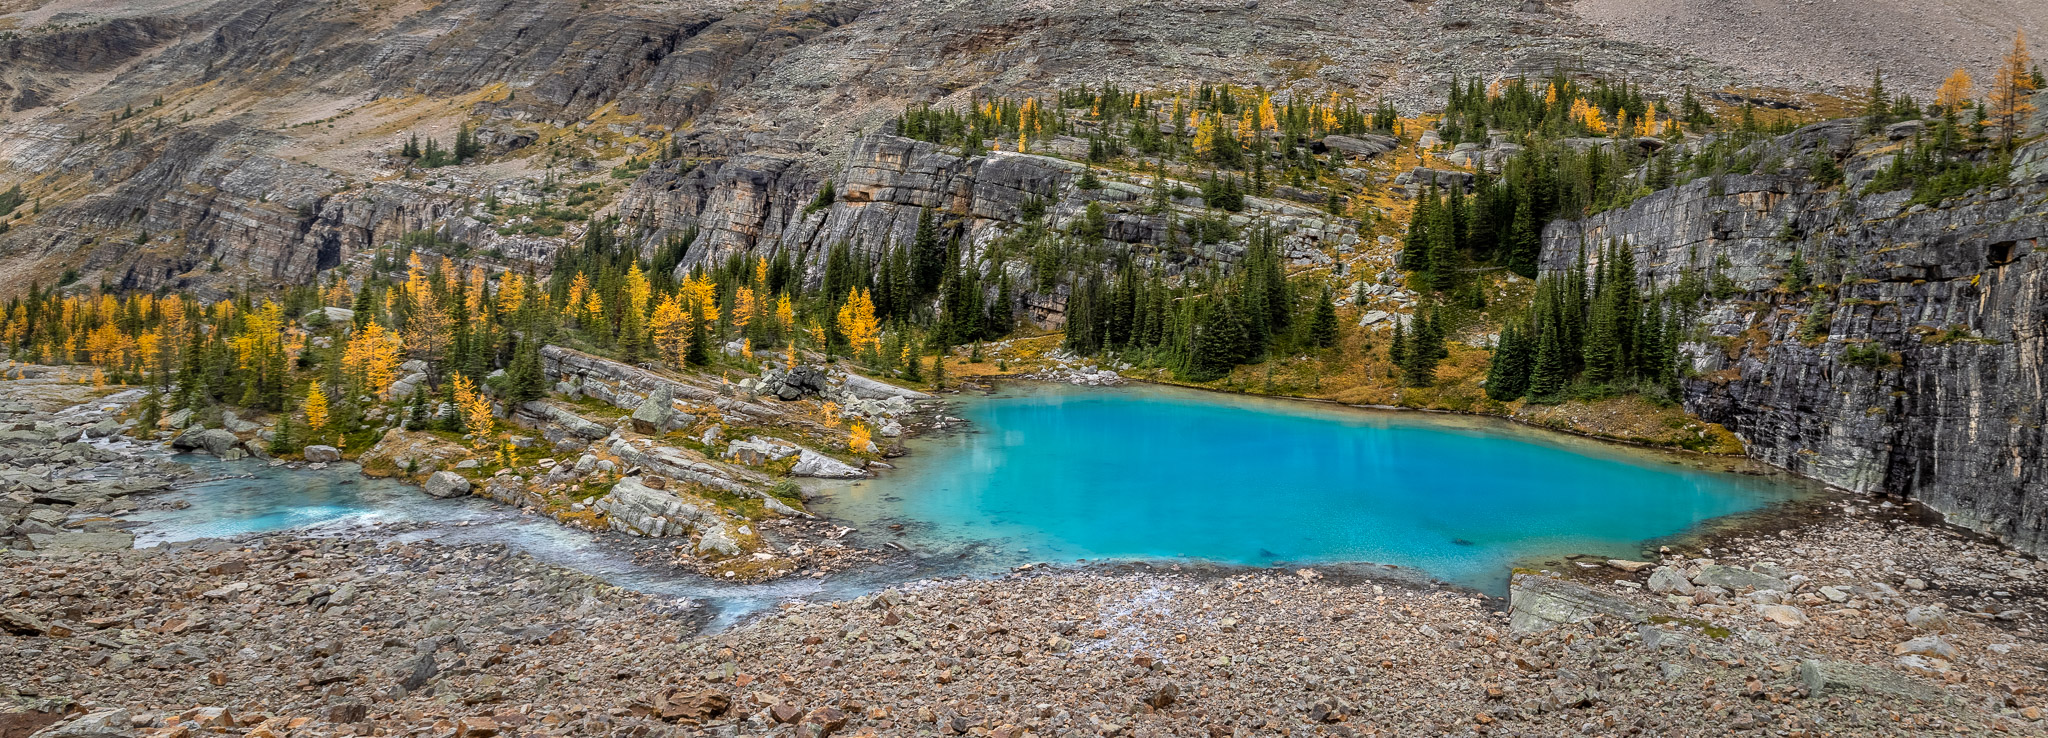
xmin=1508 ymin=573 xmax=1654 ymax=635
xmin=1692 ymin=564 xmax=1784 ymax=592
xmin=302 ymin=445 xmax=342 ymax=463
xmin=26 ymin=531 xmax=135 ymax=552
xmin=790 ymin=449 xmax=864 ymax=479
xmin=1799 ymin=659 xmax=1948 ymax=703
xmin=29 ymin=709 xmax=132 ymax=738
xmin=696 ymin=525 xmax=742 ymax=559
xmin=1647 ymin=566 xmax=1696 ymax=595
xmin=593 ymin=477 xmax=718 ymax=538
xmin=630 ymin=386 xmax=676 ymax=435
xmin=1322 ymin=134 xmax=1397 ymax=159
xmin=421 ymin=471 xmax=472 ymax=499
xmin=837 ymin=373 xmax=933 ymax=402
xmin=173 ymin=428 xmax=243 ymax=457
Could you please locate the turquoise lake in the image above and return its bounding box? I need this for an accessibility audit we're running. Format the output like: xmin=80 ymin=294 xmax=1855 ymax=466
xmin=815 ymin=382 xmax=1807 ymax=591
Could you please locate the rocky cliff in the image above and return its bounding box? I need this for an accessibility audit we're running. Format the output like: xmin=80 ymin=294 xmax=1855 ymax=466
xmin=0 ymin=0 xmax=1911 ymax=296
xmin=616 ymin=133 xmax=1362 ymax=323
xmin=1541 ymin=113 xmax=2048 ymax=555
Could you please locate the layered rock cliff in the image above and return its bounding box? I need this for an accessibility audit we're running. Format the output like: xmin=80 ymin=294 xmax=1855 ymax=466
xmin=0 ymin=0 xmax=1890 ymax=296
xmin=1541 ymin=114 xmax=2048 ymax=554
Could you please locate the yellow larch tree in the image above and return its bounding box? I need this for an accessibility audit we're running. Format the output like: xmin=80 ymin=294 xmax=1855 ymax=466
xmin=836 ymin=287 xmax=880 ymax=357
xmin=304 ymin=384 xmax=329 ymax=436
xmin=649 ymin=294 xmax=690 ymax=365
xmin=732 ymin=286 xmax=757 ymax=333
xmin=624 ymin=262 xmax=652 ymax=317
xmin=497 ymin=272 xmax=526 ymax=313
xmin=343 ymin=323 xmax=402 ymax=397
xmin=402 ymin=277 xmax=451 ymax=362
xmin=567 ymin=272 xmax=591 ymax=323
xmin=774 ymin=293 xmax=795 ymax=335
xmin=848 ymin=422 xmax=872 ymax=454
xmin=1934 ymin=68 xmax=1975 ymax=114
xmin=452 ymin=374 xmax=494 ymax=446
xmin=1990 ymin=30 xmax=2039 ymax=148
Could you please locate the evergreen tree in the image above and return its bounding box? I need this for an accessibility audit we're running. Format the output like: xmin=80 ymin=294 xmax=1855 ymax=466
xmin=912 ymin=208 xmax=945 ymax=300
xmin=1485 ymin=322 xmax=1533 ymax=401
xmin=1863 ymin=68 xmax=1891 ymax=134
xmin=1307 ymin=287 xmax=1339 ymax=348
xmin=505 ymin=339 xmax=547 ymax=403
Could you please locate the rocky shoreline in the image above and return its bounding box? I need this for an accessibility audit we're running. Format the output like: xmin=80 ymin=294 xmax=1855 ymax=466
xmin=5 ymin=496 xmax=2045 ymax=738
xmin=6 ymin=366 xmax=2048 ymax=736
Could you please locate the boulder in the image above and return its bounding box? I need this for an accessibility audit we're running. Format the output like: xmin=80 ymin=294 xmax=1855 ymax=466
xmin=594 ymin=477 xmax=718 ymax=538
xmin=630 ymin=387 xmax=676 ymax=435
xmin=28 ymin=709 xmax=131 ymax=738
xmin=1647 ymin=566 xmax=1696 ymax=595
xmin=1798 ymin=659 xmax=1948 ymax=703
xmin=302 ymin=445 xmax=342 ymax=463
xmin=790 ymin=449 xmax=864 ymax=479
xmin=27 ymin=531 xmax=134 ymax=553
xmin=1508 ymin=573 xmax=1653 ymax=634
xmin=519 ymin=402 xmax=612 ymax=440
xmin=725 ymin=436 xmax=800 ymax=466
xmin=1691 ymin=564 xmax=1784 ymax=592
xmin=696 ymin=524 xmax=742 ymax=559
xmin=1322 ymin=134 xmax=1397 ymax=159
xmin=836 ymin=372 xmax=933 ymax=401
xmin=1894 ymin=635 xmax=1956 ymax=660
xmin=172 ymin=428 xmax=242 ymax=457
xmin=422 ymin=471 xmax=472 ymax=499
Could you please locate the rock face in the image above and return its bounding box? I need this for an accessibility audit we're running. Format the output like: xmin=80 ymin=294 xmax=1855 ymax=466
xmin=618 ymin=134 xmax=1361 ymax=327
xmin=301 ymin=445 xmax=341 ymax=463
xmin=1541 ymin=117 xmax=2048 ymax=555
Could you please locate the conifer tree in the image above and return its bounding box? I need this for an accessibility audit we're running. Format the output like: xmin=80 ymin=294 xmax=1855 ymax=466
xmin=1485 ymin=322 xmax=1533 ymax=401
xmin=1307 ymin=287 xmax=1339 ymax=349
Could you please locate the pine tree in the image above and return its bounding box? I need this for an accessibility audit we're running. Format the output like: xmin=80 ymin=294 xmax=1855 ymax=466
xmin=505 ymin=339 xmax=547 ymax=403
xmin=1863 ymin=68 xmax=1891 ymax=134
xmin=1388 ymin=320 xmax=1407 ymax=367
xmin=1485 ymin=322 xmax=1533 ymax=401
xmin=1307 ymin=287 xmax=1339 ymax=348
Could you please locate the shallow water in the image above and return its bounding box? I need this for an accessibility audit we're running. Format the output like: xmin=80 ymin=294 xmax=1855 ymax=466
xmin=814 ymin=382 xmax=1809 ymax=592
xmin=126 ymin=459 xmax=928 ymax=630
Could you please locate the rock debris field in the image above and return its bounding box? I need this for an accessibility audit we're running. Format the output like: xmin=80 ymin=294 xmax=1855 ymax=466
xmin=6 ymin=502 xmax=2048 ymax=738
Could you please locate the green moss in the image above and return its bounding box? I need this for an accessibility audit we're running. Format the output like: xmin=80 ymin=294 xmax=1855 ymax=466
xmin=1648 ymin=614 xmax=1732 ymax=640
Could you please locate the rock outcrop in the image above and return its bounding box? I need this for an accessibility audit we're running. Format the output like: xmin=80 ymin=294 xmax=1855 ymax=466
xmin=1541 ymin=114 xmax=2048 ymax=554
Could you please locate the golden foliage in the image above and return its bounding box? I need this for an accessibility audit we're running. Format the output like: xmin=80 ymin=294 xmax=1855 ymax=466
xmin=304 ymin=384 xmax=329 ymax=433
xmin=1935 ymin=68 xmax=1975 ymax=113
xmin=650 ymin=294 xmax=690 ymax=365
xmin=1990 ymin=30 xmax=2039 ymax=143
xmin=848 ymin=422 xmax=871 ymax=454
xmin=836 ymin=288 xmax=880 ymax=357
xmin=452 ymin=374 xmax=494 ymax=447
xmin=342 ymin=323 xmax=402 ymax=397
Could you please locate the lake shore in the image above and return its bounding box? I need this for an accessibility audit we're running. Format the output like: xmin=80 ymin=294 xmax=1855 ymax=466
xmin=7 ymin=496 xmax=2046 ymax=737
xmin=7 ymin=367 xmax=2047 ymax=736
